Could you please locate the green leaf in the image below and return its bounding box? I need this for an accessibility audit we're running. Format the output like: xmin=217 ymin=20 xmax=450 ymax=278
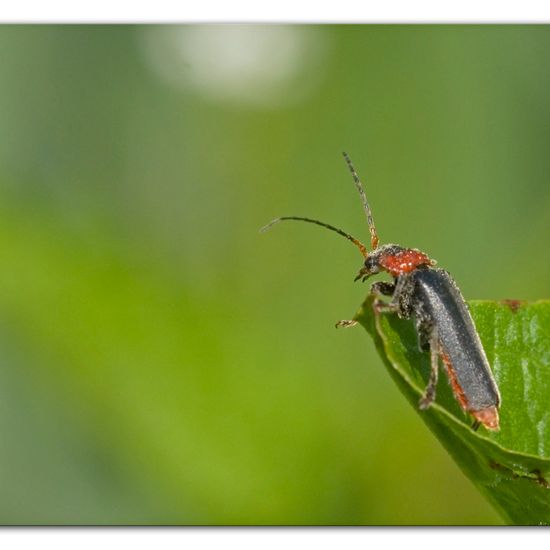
xmin=356 ymin=297 xmax=550 ymax=525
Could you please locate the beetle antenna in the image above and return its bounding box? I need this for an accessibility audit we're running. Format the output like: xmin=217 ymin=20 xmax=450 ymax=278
xmin=260 ymin=216 xmax=368 ymax=258
xmin=342 ymin=152 xmax=380 ymax=250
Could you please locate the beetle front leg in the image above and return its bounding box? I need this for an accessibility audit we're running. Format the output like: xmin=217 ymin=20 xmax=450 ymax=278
xmin=336 ymin=281 xmax=397 ymax=328
xmin=419 ymin=333 xmax=440 ymax=410
xmin=371 ymin=281 xmax=396 ymax=297
xmin=370 ymin=281 xmax=398 ymax=315
xmin=335 ymin=319 xmax=358 ymax=329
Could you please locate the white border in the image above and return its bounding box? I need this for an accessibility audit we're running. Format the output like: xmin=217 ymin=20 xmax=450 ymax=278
xmin=1 ymin=0 xmax=550 ymax=23
xmin=0 ymin=528 xmax=545 ymax=550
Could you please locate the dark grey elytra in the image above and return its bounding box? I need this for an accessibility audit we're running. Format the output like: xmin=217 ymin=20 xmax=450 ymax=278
xmin=261 ymin=153 xmax=502 ymax=431
xmin=411 ymin=269 xmax=500 ymax=412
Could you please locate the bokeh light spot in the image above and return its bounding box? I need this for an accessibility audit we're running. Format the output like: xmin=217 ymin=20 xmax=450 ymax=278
xmin=140 ymin=25 xmax=329 ymax=108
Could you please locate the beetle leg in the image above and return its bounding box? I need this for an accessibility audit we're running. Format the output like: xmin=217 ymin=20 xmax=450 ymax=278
xmin=415 ymin=317 xmax=433 ymax=352
xmin=335 ymin=319 xmax=358 ymax=329
xmin=370 ymin=281 xmax=399 ymax=315
xmin=372 ymin=300 xmax=397 ymax=315
xmin=337 ymin=281 xmax=397 ymax=328
xmin=337 ymin=282 xmax=390 ymax=327
xmin=419 ymin=333 xmax=440 ymax=410
xmin=471 ymin=420 xmax=481 ymax=431
xmin=371 ymin=281 xmax=396 ymax=297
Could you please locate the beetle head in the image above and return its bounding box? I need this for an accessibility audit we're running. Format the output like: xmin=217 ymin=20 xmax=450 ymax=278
xmin=354 ymin=245 xmax=402 ymax=281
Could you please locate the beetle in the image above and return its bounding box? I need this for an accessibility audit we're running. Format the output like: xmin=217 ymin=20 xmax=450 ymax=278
xmin=261 ymin=152 xmax=501 ymax=431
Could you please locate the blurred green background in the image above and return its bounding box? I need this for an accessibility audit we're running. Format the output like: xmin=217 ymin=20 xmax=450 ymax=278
xmin=0 ymin=24 xmax=548 ymax=525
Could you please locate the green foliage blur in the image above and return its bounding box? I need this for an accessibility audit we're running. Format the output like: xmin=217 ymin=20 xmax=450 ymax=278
xmin=0 ymin=24 xmax=548 ymax=525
